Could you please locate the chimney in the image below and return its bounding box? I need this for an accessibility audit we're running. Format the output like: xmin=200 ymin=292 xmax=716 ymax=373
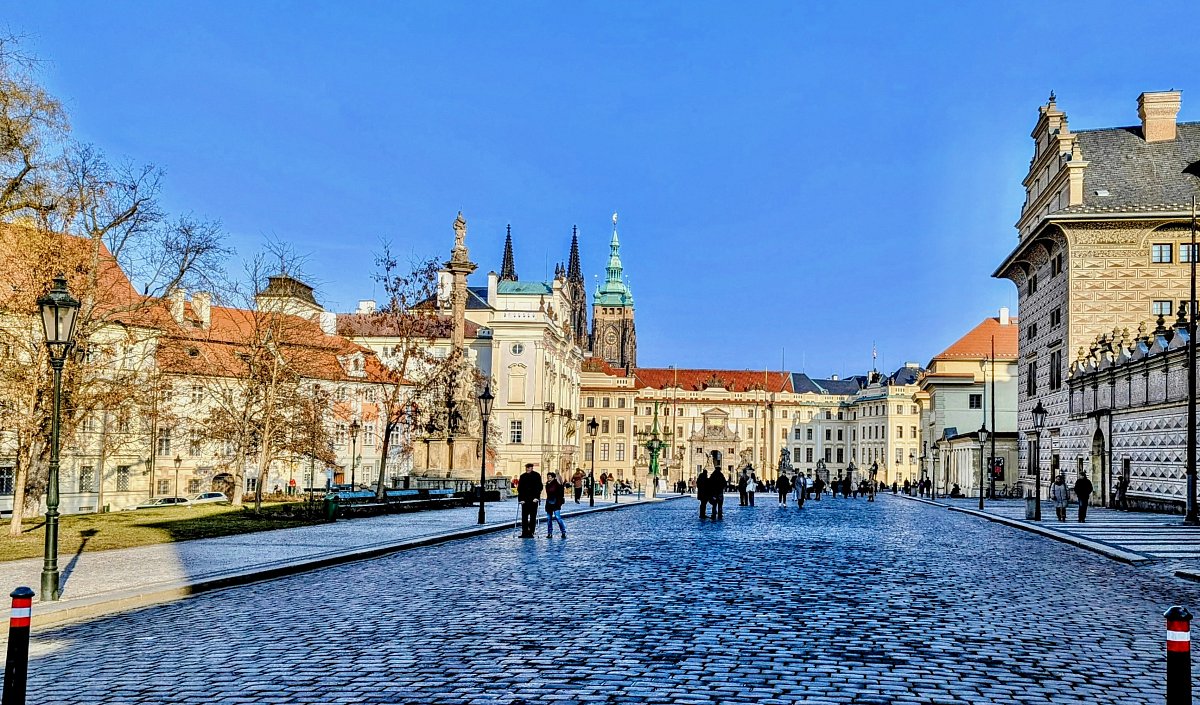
xmin=192 ymin=292 xmax=212 ymax=329
xmin=167 ymin=288 xmax=186 ymax=325
xmin=1138 ymin=91 xmax=1181 ymax=143
xmin=356 ymin=299 xmax=376 ymax=315
xmin=831 ymin=374 xmax=839 ymax=381
xmin=999 ymin=307 xmax=1010 ymax=325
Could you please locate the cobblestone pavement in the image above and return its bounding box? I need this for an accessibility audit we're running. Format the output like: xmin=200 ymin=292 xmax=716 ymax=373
xmin=20 ymin=494 xmax=1200 ymax=704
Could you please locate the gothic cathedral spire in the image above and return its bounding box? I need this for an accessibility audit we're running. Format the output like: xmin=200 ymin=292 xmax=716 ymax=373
xmin=565 ymin=224 xmax=589 ymax=351
xmin=499 ymin=224 xmax=518 ymax=282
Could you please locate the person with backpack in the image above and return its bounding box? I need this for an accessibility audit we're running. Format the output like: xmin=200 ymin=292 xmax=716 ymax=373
xmin=544 ymin=471 xmax=567 ymax=538
xmin=777 ymin=473 xmax=791 ymax=508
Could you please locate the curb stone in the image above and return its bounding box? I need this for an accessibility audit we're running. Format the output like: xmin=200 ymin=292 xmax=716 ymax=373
xmin=898 ymin=494 xmax=1151 ymax=565
xmin=26 ymin=495 xmax=688 ymax=629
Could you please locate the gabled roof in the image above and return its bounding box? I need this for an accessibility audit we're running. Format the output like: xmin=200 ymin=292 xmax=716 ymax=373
xmin=634 ymin=368 xmax=793 ymax=393
xmin=932 ymin=316 xmax=1019 ymax=362
xmin=1064 ymin=122 xmax=1200 ymax=214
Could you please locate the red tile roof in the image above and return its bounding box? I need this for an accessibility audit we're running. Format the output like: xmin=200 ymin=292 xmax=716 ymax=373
xmin=933 ymin=316 xmax=1019 ymax=361
xmin=634 ymin=368 xmax=794 ymax=393
xmin=582 ymin=357 xmax=627 ymax=376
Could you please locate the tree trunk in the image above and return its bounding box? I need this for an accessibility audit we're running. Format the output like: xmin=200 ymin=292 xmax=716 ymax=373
xmin=375 ymin=420 xmax=394 ymax=499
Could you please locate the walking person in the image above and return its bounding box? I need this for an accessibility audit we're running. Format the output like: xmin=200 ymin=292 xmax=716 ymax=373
xmin=697 ymin=468 xmax=710 ymax=519
xmin=1074 ymin=471 xmax=1094 ymax=523
xmin=570 ymin=468 xmax=585 ymax=504
xmin=517 ymin=463 xmax=543 ymax=538
xmin=777 ymin=473 xmax=791 ymax=508
xmin=738 ymin=468 xmax=749 ymax=506
xmin=1117 ymin=473 xmax=1130 ymax=510
xmin=1051 ymin=473 xmax=1069 ymax=522
xmin=709 ymin=465 xmax=726 ymax=519
xmin=813 ymin=475 xmax=825 ymax=501
xmin=746 ymin=472 xmax=757 ymax=507
xmin=543 ymin=471 xmax=567 ymax=538
xmin=794 ymin=472 xmax=807 ymax=509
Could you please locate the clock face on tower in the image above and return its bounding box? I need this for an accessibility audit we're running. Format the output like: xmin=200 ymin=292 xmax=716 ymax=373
xmin=604 ymin=328 xmax=618 ymax=346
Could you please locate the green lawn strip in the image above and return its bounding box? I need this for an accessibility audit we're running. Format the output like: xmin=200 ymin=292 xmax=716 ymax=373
xmin=0 ymin=502 xmax=328 ymax=562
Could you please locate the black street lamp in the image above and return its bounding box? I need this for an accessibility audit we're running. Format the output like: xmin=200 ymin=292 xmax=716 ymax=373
xmin=1031 ymin=400 xmax=1047 ymax=521
xmin=477 ymin=385 xmax=493 ymax=525
xmin=931 ymin=442 xmax=940 ymax=500
xmin=587 ymin=417 xmax=598 ymax=507
xmin=977 ymin=423 xmax=990 ymax=510
xmin=348 ymin=419 xmax=361 ymax=489
xmin=174 ymin=454 xmax=182 ymax=499
xmin=37 ymin=275 xmax=80 ymax=602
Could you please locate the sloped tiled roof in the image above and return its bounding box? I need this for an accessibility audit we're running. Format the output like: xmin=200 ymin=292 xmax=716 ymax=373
xmin=335 ymin=312 xmax=481 ymax=339
xmin=886 ymin=365 xmax=923 ymax=386
xmin=791 ymin=373 xmax=868 ymax=396
xmin=635 ymin=368 xmax=793 ymax=393
xmin=582 ymin=356 xmax=627 ymax=377
xmin=1062 ymin=122 xmax=1200 ymax=214
xmin=933 ymin=316 xmax=1019 ymax=362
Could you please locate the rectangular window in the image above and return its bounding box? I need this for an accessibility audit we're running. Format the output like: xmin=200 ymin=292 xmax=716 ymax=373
xmin=825 ymin=410 xmax=831 ymax=420
xmin=1184 ymin=244 xmax=1199 ymax=263
xmin=1050 ymin=252 xmax=1064 ymax=276
xmin=188 ymin=431 xmax=202 ymax=458
xmin=677 ymin=425 xmax=683 ymax=438
xmin=509 ymin=420 xmax=523 ymax=444
xmin=116 ymin=465 xmax=130 ymax=492
xmin=335 ymin=423 xmax=347 ymax=446
xmin=187 ymin=478 xmax=202 ymax=493
xmin=600 ymin=443 xmax=610 ymax=461
xmin=1153 ymin=300 xmax=1173 ymax=317
xmin=969 ymin=394 xmax=982 ymax=410
xmin=837 ymin=411 xmax=844 ymax=420
xmin=364 ymin=423 xmax=376 ymax=446
xmin=823 ymin=447 xmax=832 ymax=462
xmin=584 ymin=443 xmax=593 ymax=461
xmin=1049 ymin=349 xmax=1063 ymax=391
xmin=836 ymin=448 xmax=844 ymax=463
xmin=837 ymin=429 xmax=843 ymax=441
xmin=1027 ymin=361 xmax=1038 ymax=397
xmin=1027 ymin=322 xmax=1038 ymax=340
xmin=617 ymin=398 xmax=626 ymax=409
xmin=2 ymin=467 xmax=19 ymax=494
xmin=825 ymin=429 xmax=831 ymax=441
xmin=911 ymin=426 xmax=917 ymax=439
xmin=601 ymin=419 xmax=610 ymax=434
xmin=156 ymin=428 xmax=171 ymax=455
xmin=245 ymin=478 xmax=257 ymax=493
xmin=602 ymin=397 xmax=610 ymax=408
xmin=586 ymin=397 xmax=595 ymax=408
xmin=616 ymin=420 xmax=625 ymax=434
xmin=1027 ymin=274 xmax=1038 ymax=296
xmin=1050 ymin=307 xmax=1061 ymax=327
xmin=896 ymin=448 xmax=904 ymax=464
xmin=616 ymin=443 xmax=625 ymax=461
xmin=805 ymin=448 xmax=813 ymax=463
xmin=794 ymin=428 xmax=802 ymax=440
xmin=806 ymin=428 xmax=813 ymax=441
xmin=1152 ymin=243 xmax=1173 ymax=263
xmin=896 ymin=425 xmax=903 ymax=439
xmin=79 ymin=466 xmax=95 ymax=493
xmin=158 ymin=479 xmax=172 ymax=495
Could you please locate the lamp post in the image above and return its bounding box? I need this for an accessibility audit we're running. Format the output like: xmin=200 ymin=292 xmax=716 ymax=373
xmin=1031 ymin=400 xmax=1047 ymax=521
xmin=174 ymin=455 xmax=182 ymax=499
xmin=909 ymin=451 xmax=917 ymax=494
xmin=977 ymin=423 xmax=990 ymax=510
xmin=587 ymin=417 xmax=598 ymax=507
xmin=1188 ymin=196 xmax=1199 ymax=524
xmin=476 ymin=385 xmax=493 ymax=525
xmin=932 ymin=442 xmax=940 ymax=500
xmin=37 ymin=275 xmax=80 ymax=602
xmin=348 ymin=419 xmax=361 ymax=489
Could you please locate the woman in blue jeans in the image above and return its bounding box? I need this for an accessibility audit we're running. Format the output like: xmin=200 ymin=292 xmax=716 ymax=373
xmin=544 ymin=471 xmax=567 ymax=538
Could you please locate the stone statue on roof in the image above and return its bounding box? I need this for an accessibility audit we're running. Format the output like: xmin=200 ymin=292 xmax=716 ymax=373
xmin=453 ymin=211 xmax=467 ymax=250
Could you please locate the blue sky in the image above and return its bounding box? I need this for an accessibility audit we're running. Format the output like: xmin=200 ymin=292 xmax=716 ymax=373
xmin=8 ymin=2 xmax=1200 ymax=375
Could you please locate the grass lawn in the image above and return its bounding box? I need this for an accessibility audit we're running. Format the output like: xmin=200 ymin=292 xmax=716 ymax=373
xmin=0 ymin=502 xmax=329 ymax=562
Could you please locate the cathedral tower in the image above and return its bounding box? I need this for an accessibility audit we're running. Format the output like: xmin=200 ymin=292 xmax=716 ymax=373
xmin=590 ymin=213 xmax=636 ymax=371
xmin=565 ymin=225 xmax=588 ymax=350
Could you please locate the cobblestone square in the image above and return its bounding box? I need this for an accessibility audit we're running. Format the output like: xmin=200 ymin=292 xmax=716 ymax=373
xmin=19 ymin=496 xmax=1200 ymax=704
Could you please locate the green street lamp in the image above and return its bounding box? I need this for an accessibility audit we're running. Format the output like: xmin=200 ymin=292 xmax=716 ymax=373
xmin=37 ymin=275 xmax=80 ymax=602
xmin=587 ymin=417 xmax=598 ymax=507
xmin=638 ymin=402 xmax=667 ymax=499
xmin=477 ymin=385 xmax=493 ymax=525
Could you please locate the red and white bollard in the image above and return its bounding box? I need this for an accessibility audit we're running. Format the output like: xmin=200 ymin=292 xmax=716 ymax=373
xmin=1166 ymin=605 xmax=1193 ymax=705
xmin=2 ymin=587 xmax=34 ymax=705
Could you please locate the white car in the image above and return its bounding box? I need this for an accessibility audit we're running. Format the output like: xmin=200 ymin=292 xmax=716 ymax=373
xmin=187 ymin=492 xmax=229 ymax=505
xmin=135 ymin=497 xmax=190 ymax=509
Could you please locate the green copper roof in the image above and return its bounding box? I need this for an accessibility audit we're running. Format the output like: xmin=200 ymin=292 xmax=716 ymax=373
xmin=497 ymin=280 xmax=553 ymax=295
xmin=594 ymin=223 xmax=633 ymax=307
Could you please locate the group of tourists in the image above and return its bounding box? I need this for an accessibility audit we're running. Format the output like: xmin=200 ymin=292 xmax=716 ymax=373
xmin=1051 ymin=472 xmax=1095 ymax=522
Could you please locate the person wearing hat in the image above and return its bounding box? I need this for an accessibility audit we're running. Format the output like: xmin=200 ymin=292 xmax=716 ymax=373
xmin=544 ymin=471 xmax=567 ymax=538
xmin=1050 ymin=473 xmax=1069 ymax=522
xmin=517 ymin=463 xmax=543 ymax=538
xmin=1073 ymin=470 xmax=1094 ymax=523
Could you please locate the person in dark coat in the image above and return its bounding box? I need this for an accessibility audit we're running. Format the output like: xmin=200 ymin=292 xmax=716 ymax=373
xmin=813 ymin=476 xmax=825 ymax=501
xmin=777 ymin=473 xmax=791 ymax=508
xmin=517 ymin=463 xmax=543 ymax=538
xmin=696 ymin=469 xmax=710 ymax=519
xmin=709 ymin=466 xmax=726 ymax=519
xmin=544 ymin=471 xmax=567 ymax=538
xmin=1074 ymin=471 xmax=1094 ymax=523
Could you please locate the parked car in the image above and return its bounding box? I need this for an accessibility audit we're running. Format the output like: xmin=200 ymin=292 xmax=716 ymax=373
xmin=186 ymin=492 xmax=229 ymax=505
xmin=135 ymin=497 xmax=190 ymax=509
